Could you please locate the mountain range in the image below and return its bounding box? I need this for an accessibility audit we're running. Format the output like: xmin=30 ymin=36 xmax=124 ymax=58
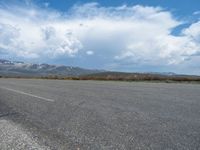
xmin=1 ymin=59 xmax=199 ymax=82
xmin=0 ymin=59 xmax=103 ymax=77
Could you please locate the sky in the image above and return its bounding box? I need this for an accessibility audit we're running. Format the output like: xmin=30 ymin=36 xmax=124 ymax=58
xmin=0 ymin=0 xmax=200 ymax=74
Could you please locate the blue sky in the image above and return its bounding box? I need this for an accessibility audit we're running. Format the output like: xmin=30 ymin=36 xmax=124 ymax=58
xmin=4 ymin=0 xmax=200 ymax=16
xmin=0 ymin=0 xmax=200 ymax=74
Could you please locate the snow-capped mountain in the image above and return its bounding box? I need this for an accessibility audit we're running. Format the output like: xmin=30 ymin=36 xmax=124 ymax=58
xmin=0 ymin=59 xmax=103 ymax=77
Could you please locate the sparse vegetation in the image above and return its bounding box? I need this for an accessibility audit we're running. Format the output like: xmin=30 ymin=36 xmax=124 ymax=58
xmin=1 ymin=71 xmax=200 ymax=83
xmin=76 ymin=72 xmax=200 ymax=83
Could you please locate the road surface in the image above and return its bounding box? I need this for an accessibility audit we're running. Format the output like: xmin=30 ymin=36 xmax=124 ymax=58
xmin=0 ymin=79 xmax=200 ymax=149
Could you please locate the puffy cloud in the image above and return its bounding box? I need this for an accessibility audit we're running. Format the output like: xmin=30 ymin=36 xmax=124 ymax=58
xmin=193 ymin=11 xmax=200 ymax=15
xmin=0 ymin=23 xmax=19 ymax=50
xmin=0 ymin=2 xmax=200 ymax=74
xmin=41 ymin=26 xmax=83 ymax=57
xmin=0 ymin=5 xmax=83 ymax=59
xmin=86 ymin=51 xmax=94 ymax=55
xmin=183 ymin=21 xmax=200 ymax=42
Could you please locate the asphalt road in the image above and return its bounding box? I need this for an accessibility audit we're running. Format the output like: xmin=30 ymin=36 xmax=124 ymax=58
xmin=0 ymin=79 xmax=200 ymax=150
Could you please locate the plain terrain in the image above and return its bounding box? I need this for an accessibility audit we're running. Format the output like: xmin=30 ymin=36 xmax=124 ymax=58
xmin=0 ymin=79 xmax=200 ymax=149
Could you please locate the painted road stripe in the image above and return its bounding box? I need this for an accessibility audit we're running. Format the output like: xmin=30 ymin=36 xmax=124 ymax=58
xmin=0 ymin=87 xmax=55 ymax=102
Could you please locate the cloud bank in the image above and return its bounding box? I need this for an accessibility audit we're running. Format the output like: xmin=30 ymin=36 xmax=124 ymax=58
xmin=0 ymin=2 xmax=200 ymax=74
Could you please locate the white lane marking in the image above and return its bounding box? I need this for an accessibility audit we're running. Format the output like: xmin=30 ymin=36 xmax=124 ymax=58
xmin=0 ymin=87 xmax=55 ymax=102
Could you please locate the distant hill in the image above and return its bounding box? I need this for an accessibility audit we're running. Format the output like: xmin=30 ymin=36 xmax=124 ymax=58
xmin=0 ymin=59 xmax=104 ymax=77
xmin=79 ymin=71 xmax=200 ymax=82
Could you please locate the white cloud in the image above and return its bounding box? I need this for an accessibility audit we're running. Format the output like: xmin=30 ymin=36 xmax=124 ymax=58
xmin=0 ymin=3 xmax=200 ymax=73
xmin=182 ymin=21 xmax=200 ymax=42
xmin=0 ymin=5 xmax=83 ymax=59
xmin=193 ymin=11 xmax=200 ymax=15
xmin=86 ymin=51 xmax=94 ymax=55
